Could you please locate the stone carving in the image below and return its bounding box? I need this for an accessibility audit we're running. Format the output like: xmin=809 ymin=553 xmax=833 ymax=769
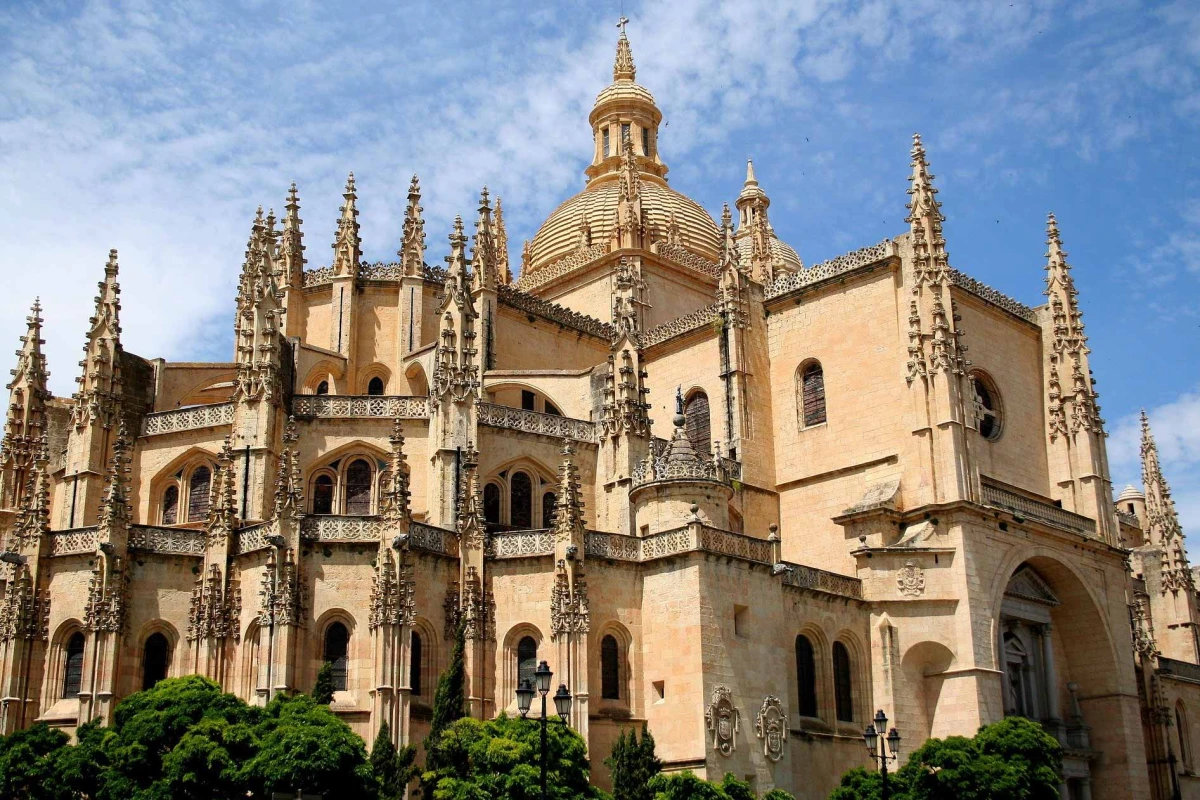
xmin=489 ymin=530 xmax=554 ymax=558
xmin=457 ymin=566 xmax=494 ymax=641
xmin=84 ymin=557 xmax=129 ymax=633
xmin=141 ymin=402 xmax=235 ymax=436
xmin=188 ymin=564 xmax=240 ymax=643
xmin=301 ymin=516 xmax=383 ymax=542
xmin=513 ymin=243 xmax=609 ymax=293
xmin=411 ymin=522 xmax=459 ymax=557
xmin=584 ymin=532 xmax=641 ymax=561
xmin=639 ymin=303 xmax=721 ymax=349
xmin=0 ymin=566 xmax=49 ymax=642
xmin=497 ymin=285 xmax=613 ymax=340
xmin=303 ymin=266 xmax=335 ymax=287
xmin=259 ymin=548 xmax=304 ymax=628
xmin=655 ymin=241 xmax=720 ymax=279
xmin=765 ymin=240 xmax=897 ymax=300
xmin=291 ymin=395 xmax=429 ymax=419
xmin=369 ymin=548 xmax=415 ymax=631
xmin=48 ymin=527 xmax=100 ymax=557
xmin=980 ymin=480 xmax=1096 ymax=536
xmin=706 ymin=685 xmax=740 ymax=756
xmin=549 ymin=561 xmax=590 ymax=641
xmin=777 ymin=561 xmax=865 ymax=600
xmin=358 ymin=261 xmax=404 ymax=281
xmin=949 ymin=269 xmax=1035 ymax=323
xmin=632 ymin=406 xmax=730 ymax=488
xmin=897 ymin=560 xmax=925 ymax=597
xmin=70 ymin=249 xmax=123 ymax=431
xmin=128 ymin=526 xmax=206 ymax=555
xmin=755 ymin=696 xmax=788 ymax=762
xmin=599 ymin=348 xmax=651 ymax=440
xmin=477 ymin=402 xmax=596 ymax=443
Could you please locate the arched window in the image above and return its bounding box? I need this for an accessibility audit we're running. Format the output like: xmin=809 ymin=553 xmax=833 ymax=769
xmin=62 ymin=632 xmax=85 ymax=698
xmin=833 ymin=641 xmax=853 ymax=722
xmin=517 ymin=636 xmax=537 ymax=689
xmin=1179 ymin=703 xmax=1193 ymax=771
xmin=684 ymin=391 xmax=711 ymax=454
xmin=970 ymin=371 xmax=1003 ymax=441
xmin=143 ymin=632 xmax=170 ymax=690
xmin=187 ymin=467 xmax=211 ymax=522
xmin=410 ymin=632 xmax=423 ymax=696
xmin=344 ymin=459 xmax=373 ymax=516
xmin=161 ymin=485 xmax=179 ymax=525
xmin=510 ymin=472 xmax=533 ymax=529
xmin=367 ymin=377 xmax=385 ymax=396
xmin=324 ymin=622 xmax=349 ymax=692
xmin=796 ymin=635 xmax=818 ymax=718
xmin=542 ymin=492 xmax=557 ymax=530
xmin=313 ymin=475 xmax=334 ymax=515
xmin=316 ymin=380 xmax=329 ymax=395
xmin=601 ymin=635 xmax=620 ymax=700
xmin=484 ymin=483 xmax=501 ymax=525
xmin=799 ymin=362 xmax=827 ymax=428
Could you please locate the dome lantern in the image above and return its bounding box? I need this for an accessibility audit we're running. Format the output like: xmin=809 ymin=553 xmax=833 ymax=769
xmin=586 ymin=23 xmax=667 ymax=183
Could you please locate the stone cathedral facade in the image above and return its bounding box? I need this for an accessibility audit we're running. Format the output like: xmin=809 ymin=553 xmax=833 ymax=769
xmin=1 ymin=28 xmax=1199 ymax=800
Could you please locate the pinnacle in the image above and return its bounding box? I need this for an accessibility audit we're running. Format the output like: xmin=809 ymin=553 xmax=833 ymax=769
xmin=286 ymin=182 xmax=300 ymax=209
xmin=745 ymin=159 xmax=758 ymax=186
xmin=613 ymin=20 xmax=636 ymax=82
xmin=345 ymin=172 xmax=356 ymax=195
xmin=721 ymin=202 xmax=732 ymax=229
xmin=105 ymin=248 xmax=119 ymax=276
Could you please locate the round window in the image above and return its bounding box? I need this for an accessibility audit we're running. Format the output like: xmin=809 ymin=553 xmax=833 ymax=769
xmin=971 ymin=372 xmax=1003 ymax=441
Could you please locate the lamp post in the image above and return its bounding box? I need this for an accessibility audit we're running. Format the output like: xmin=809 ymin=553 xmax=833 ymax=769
xmin=864 ymin=709 xmax=901 ymax=800
xmin=516 ymin=660 xmax=573 ymax=800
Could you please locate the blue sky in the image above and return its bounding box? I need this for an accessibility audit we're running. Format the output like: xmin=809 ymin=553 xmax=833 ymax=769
xmin=1 ymin=0 xmax=1198 ymax=537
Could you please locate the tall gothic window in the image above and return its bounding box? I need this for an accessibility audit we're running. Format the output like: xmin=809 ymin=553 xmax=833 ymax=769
xmin=313 ymin=475 xmax=334 ymax=515
xmin=833 ymin=642 xmax=853 ymax=723
xmin=316 ymin=380 xmax=329 ymax=395
xmin=510 ymin=472 xmax=533 ymax=529
xmin=410 ymin=632 xmax=423 ymax=696
xmin=601 ymin=635 xmax=620 ymax=700
xmin=484 ymin=483 xmax=502 ymax=525
xmin=971 ymin=371 xmax=1003 ymax=441
xmin=642 ymin=127 xmax=650 ymax=156
xmin=542 ymin=492 xmax=557 ymax=530
xmin=187 ymin=466 xmax=211 ymax=522
xmin=367 ymin=377 xmax=385 ymax=396
xmin=143 ymin=633 xmax=170 ymax=690
xmin=684 ymin=391 xmax=711 ymax=454
xmin=161 ymin=485 xmax=179 ymax=525
xmin=344 ymin=460 xmax=373 ymax=516
xmin=62 ymin=632 xmax=85 ymax=698
xmin=799 ymin=362 xmax=827 ymax=428
xmin=517 ymin=636 xmax=538 ymax=689
xmin=324 ymin=622 xmax=349 ymax=692
xmin=603 ymin=128 xmax=611 ymax=158
xmin=796 ymin=635 xmax=818 ymax=718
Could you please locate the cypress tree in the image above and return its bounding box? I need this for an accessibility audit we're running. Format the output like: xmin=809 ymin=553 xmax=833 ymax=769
xmin=371 ymin=721 xmax=418 ymax=800
xmin=312 ymin=661 xmax=335 ymax=705
xmin=422 ymin=620 xmax=466 ymax=799
xmin=606 ymin=724 xmax=662 ymax=800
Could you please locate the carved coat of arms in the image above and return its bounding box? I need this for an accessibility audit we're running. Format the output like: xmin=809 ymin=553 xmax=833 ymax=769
xmin=897 ymin=559 xmax=925 ymax=597
xmin=755 ymin=696 xmax=788 ymax=762
xmin=705 ymin=685 xmax=739 ymax=756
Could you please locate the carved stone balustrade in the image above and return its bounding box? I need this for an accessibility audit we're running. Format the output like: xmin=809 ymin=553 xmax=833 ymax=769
xmin=292 ymin=395 xmax=429 ymax=420
xmin=766 ymin=240 xmax=898 ymax=300
xmin=488 ymin=529 xmax=554 ymax=559
xmin=640 ymin=304 xmax=720 ymax=349
xmin=301 ymin=516 xmax=383 ymax=543
xmin=777 ymin=561 xmax=865 ymax=600
xmin=48 ymin=527 xmax=99 ymax=557
xmin=513 ymin=243 xmax=610 ymax=292
xmin=410 ymin=522 xmax=459 ymax=557
xmin=141 ymin=403 xmax=234 ymax=436
xmin=128 ymin=525 xmax=206 ymax=556
xmin=584 ymin=531 xmax=642 ymax=561
xmin=981 ymin=480 xmax=1097 ymax=537
xmin=477 ymin=402 xmax=596 ymax=444
xmin=233 ymin=524 xmax=270 ymax=555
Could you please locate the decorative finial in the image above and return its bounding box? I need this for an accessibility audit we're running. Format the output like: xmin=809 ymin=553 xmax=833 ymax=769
xmin=745 ymin=159 xmax=758 ymax=186
xmin=673 ymin=386 xmax=685 ymax=427
xmin=613 ymin=18 xmax=636 ymax=82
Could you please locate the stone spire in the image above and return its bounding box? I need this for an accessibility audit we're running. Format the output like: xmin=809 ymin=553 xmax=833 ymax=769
xmin=493 ymin=197 xmax=512 ymax=285
xmin=279 ymin=183 xmax=306 ymax=289
xmin=96 ymin=421 xmax=131 ymax=543
xmin=331 ymin=172 xmax=360 ymax=278
xmin=381 ymin=417 xmax=411 ymax=526
xmin=71 ymin=250 xmax=123 ymax=429
xmin=612 ymin=135 xmax=646 ymax=250
xmin=1044 ymin=213 xmax=1100 ymax=438
xmin=1141 ymin=411 xmax=1193 ymax=592
xmin=614 ymin=18 xmax=635 ymax=81
xmin=432 ymin=217 xmax=480 ymax=403
xmin=1 ymin=300 xmax=51 ymax=510
xmin=599 ymin=345 xmax=651 ymax=440
xmin=400 ymin=174 xmax=426 ymax=277
xmin=11 ymin=438 xmax=50 ymax=550
xmin=906 ymin=134 xmax=949 ymax=283
xmin=471 ymin=187 xmax=498 ymax=293
xmin=736 ymin=159 xmax=770 ymax=227
xmin=207 ymin=437 xmax=240 ymax=536
xmin=716 ymin=204 xmax=748 ymax=328
xmin=234 ymin=209 xmax=285 ymax=403
xmin=553 ymin=441 xmax=586 ymax=546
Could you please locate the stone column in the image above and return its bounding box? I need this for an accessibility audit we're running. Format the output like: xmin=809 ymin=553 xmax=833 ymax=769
xmin=1040 ymin=624 xmax=1061 ymax=721
xmin=1079 ymin=777 xmax=1092 ymax=800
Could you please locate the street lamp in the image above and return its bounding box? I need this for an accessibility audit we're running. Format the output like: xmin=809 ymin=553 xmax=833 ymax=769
xmin=864 ymin=709 xmax=901 ymax=800
xmin=517 ymin=660 xmax=572 ymax=800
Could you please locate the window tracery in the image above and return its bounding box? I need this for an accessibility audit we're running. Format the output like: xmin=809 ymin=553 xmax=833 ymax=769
xmin=344 ymin=459 xmax=373 ymax=515
xmin=187 ymin=466 xmax=211 ymax=522
xmin=798 ymin=361 xmax=827 ymax=428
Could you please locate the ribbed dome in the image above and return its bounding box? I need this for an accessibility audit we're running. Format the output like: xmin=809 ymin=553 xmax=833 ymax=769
xmin=1116 ymin=484 xmax=1145 ymax=503
xmin=736 ymin=230 xmax=803 ymax=272
xmin=529 ymin=176 xmax=722 ymax=272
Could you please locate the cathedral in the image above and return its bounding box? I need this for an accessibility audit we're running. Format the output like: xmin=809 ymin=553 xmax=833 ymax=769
xmin=2 ymin=25 xmax=1198 ymax=800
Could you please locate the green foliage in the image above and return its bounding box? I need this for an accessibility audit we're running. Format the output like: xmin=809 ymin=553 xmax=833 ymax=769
xmin=312 ymin=661 xmax=336 ymax=705
xmin=423 ymin=621 xmax=467 ymax=798
xmin=829 ymin=716 xmax=1063 ymax=800
xmin=605 ymin=725 xmax=662 ymax=800
xmin=763 ymin=791 xmax=799 ymax=800
xmin=0 ymin=722 xmax=71 ymax=800
xmin=645 ymin=771 xmax=795 ymax=800
xmin=372 ymin=721 xmax=419 ymax=800
xmin=422 ymin=714 xmax=600 ymax=800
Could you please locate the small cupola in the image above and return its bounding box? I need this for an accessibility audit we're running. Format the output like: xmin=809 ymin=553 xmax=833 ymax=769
xmin=586 ymin=23 xmax=667 ymax=184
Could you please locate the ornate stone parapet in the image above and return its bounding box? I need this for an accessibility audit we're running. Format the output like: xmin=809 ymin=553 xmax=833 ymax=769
xmin=765 ymin=239 xmax=898 ymax=300
xmin=584 ymin=531 xmax=641 ymax=561
xmin=301 ymin=516 xmax=382 ymax=542
xmin=948 ymin=269 xmax=1037 ymax=323
xmin=513 ymin=244 xmax=609 ymax=292
xmin=128 ymin=525 xmax=206 ymax=556
xmin=140 ymin=403 xmax=235 ymax=436
xmin=488 ymin=529 xmax=554 ymax=559
xmin=981 ymin=480 xmax=1097 ymax=537
xmin=410 ymin=521 xmax=459 ymax=557
xmin=303 ymin=266 xmax=335 ymax=288
xmin=776 ymin=560 xmax=865 ymax=600
xmin=496 ymin=285 xmax=613 ymax=340
xmin=233 ymin=523 xmax=270 ymax=555
xmin=477 ymin=402 xmax=596 ymax=444
xmin=640 ymin=303 xmax=720 ymax=349
xmin=48 ymin=527 xmax=99 ymax=557
xmin=291 ymin=395 xmax=429 ymax=419
xmin=653 ymin=242 xmax=720 ymax=279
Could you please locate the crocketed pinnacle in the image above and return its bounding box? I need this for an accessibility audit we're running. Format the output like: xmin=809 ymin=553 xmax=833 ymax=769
xmin=1142 ymin=410 xmax=1184 ymax=547
xmin=331 ymin=172 xmax=360 ymax=276
xmin=553 ymin=440 xmax=586 ymax=543
xmin=5 ymin=298 xmax=51 ymax=443
xmin=494 ymin=196 xmax=511 ymax=284
xmin=1044 ymin=213 xmax=1084 ymax=339
xmin=472 ymin=187 xmax=497 ymax=292
xmin=444 ymin=215 xmax=469 ymax=283
xmin=614 ymin=24 xmax=636 ymax=82
xmin=400 ymin=174 xmax=425 ymax=275
xmin=280 ymin=182 xmax=305 ymax=286
xmin=905 ymin=133 xmax=949 ymax=279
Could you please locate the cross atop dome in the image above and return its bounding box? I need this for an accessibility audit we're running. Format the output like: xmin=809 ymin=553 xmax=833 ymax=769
xmin=614 ymin=17 xmax=636 ymax=81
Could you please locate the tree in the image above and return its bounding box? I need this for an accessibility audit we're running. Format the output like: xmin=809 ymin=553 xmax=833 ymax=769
xmin=829 ymin=716 xmax=1063 ymax=800
xmin=605 ymin=724 xmax=662 ymax=800
xmin=645 ymin=772 xmax=795 ymax=800
xmin=422 ymin=621 xmax=466 ymax=798
xmin=372 ymin=721 xmax=419 ymax=800
xmin=0 ymin=722 xmax=71 ymax=800
xmin=312 ymin=661 xmax=336 ymax=705
xmin=422 ymin=714 xmax=600 ymax=799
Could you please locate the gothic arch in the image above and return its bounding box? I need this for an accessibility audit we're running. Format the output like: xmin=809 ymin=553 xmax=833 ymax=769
xmin=831 ymin=629 xmax=866 ymax=727
xmin=501 ymin=624 xmax=544 ymax=713
xmin=149 ymin=447 xmax=220 ymax=526
xmin=359 ymin=364 xmax=392 ymax=395
xmin=134 ymin=620 xmax=181 ymax=692
xmin=46 ymin=619 xmax=85 ymax=704
xmin=410 ymin=617 xmax=438 ymax=702
xmin=682 ymin=387 xmax=712 ymax=454
xmin=484 ymin=458 xmax=557 ymax=529
xmin=404 ymin=362 xmax=429 ymax=396
xmin=796 ymin=358 xmax=827 ymax=429
xmin=303 ymin=361 xmax=344 ymax=394
xmin=306 ymin=443 xmax=389 ymax=516
xmin=315 ymin=609 xmax=358 ymax=694
xmin=241 ymin=617 xmax=262 ymax=700
xmin=486 ymin=382 xmax=566 ymax=416
xmin=593 ymin=622 xmax=634 ymax=711
xmin=176 ymin=372 xmax=237 ymax=407
xmin=793 ymin=622 xmax=831 ymax=724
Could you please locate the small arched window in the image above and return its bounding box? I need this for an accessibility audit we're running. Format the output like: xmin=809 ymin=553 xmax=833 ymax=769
xmin=542 ymin=492 xmax=557 ymax=530
xmin=324 ymin=622 xmax=349 ymax=692
xmin=484 ymin=483 xmax=501 ymax=525
xmin=1179 ymin=703 xmax=1193 ymax=772
xmin=367 ymin=377 xmax=385 ymax=396
xmin=161 ymin=485 xmax=179 ymax=525
xmin=511 ymin=472 xmax=533 ymax=529
xmin=313 ymin=475 xmax=334 ymax=515
xmin=143 ymin=632 xmax=170 ymax=690
xmin=517 ymin=636 xmax=538 ymax=689
xmin=316 ymin=380 xmax=329 ymax=395
xmin=971 ymin=372 xmax=1003 ymax=441
xmin=601 ymin=635 xmax=620 ymax=700
xmin=62 ymin=632 xmax=85 ymax=698
xmin=684 ymin=391 xmax=711 ymax=454
xmin=344 ymin=460 xmax=373 ymax=516
xmin=833 ymin=641 xmax=853 ymax=723
xmin=410 ymin=632 xmax=423 ymax=696
xmin=187 ymin=466 xmax=212 ymax=522
xmin=799 ymin=362 xmax=827 ymax=428
xmin=796 ymin=635 xmax=818 ymax=718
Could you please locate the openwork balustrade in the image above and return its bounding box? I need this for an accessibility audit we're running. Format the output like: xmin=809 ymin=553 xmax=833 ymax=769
xmin=632 ymin=450 xmax=730 ymax=488
xmin=981 ymin=481 xmax=1097 ymax=536
xmin=410 ymin=522 xmax=459 ymax=557
xmin=778 ymin=561 xmax=865 ymax=600
xmin=766 ymin=240 xmax=898 ymax=300
xmin=128 ymin=525 xmax=206 ymax=555
xmin=584 ymin=531 xmax=642 ymax=561
xmin=292 ymin=395 xmax=429 ymax=419
xmin=141 ymin=402 xmax=234 ymax=436
xmin=48 ymin=527 xmax=99 ymax=556
xmin=234 ymin=524 xmax=270 ymax=555
xmin=489 ymin=530 xmax=554 ymax=558
xmin=301 ymin=516 xmax=382 ymax=542
xmin=477 ymin=403 xmax=596 ymax=443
